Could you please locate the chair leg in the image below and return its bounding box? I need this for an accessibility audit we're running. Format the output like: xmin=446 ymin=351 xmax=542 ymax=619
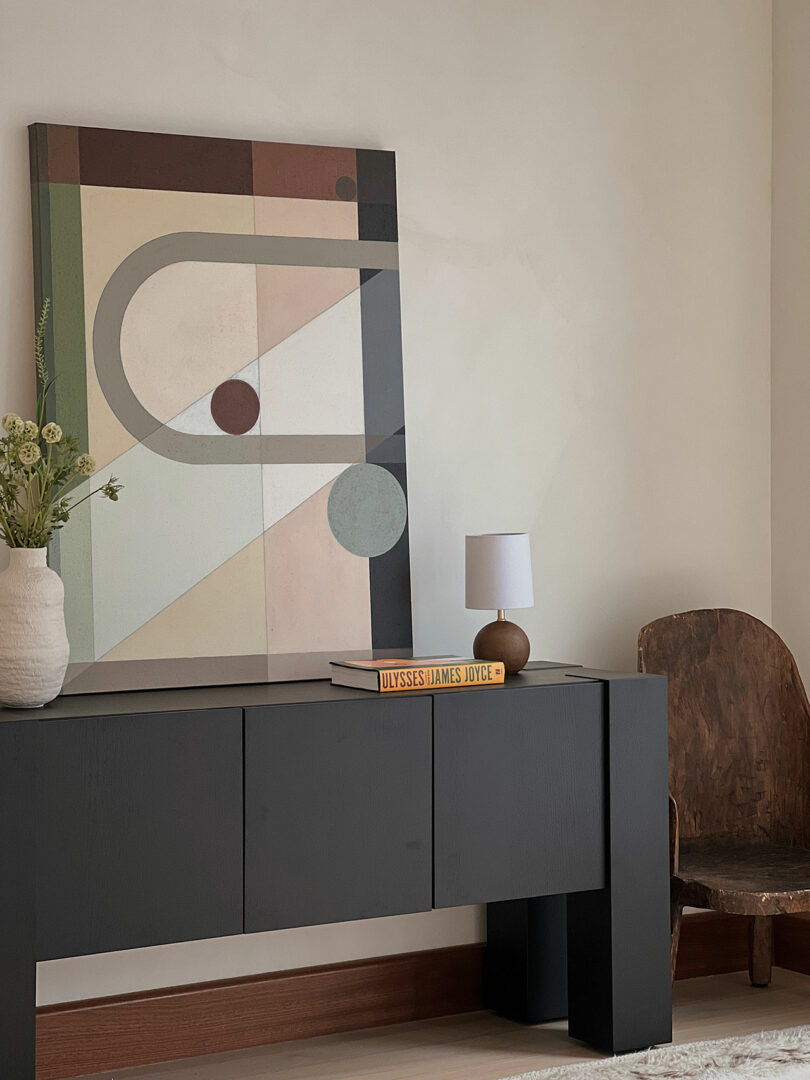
xmin=749 ymin=915 xmax=773 ymax=987
xmin=670 ymin=899 xmax=683 ymax=982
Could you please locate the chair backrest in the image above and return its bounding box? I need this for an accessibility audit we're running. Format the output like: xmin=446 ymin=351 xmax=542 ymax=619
xmin=638 ymin=609 xmax=810 ymax=846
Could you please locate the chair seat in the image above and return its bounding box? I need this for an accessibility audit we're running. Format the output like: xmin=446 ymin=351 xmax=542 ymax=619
xmin=675 ymin=841 xmax=810 ymax=916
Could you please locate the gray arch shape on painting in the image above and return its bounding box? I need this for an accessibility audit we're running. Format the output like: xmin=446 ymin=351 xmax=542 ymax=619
xmin=93 ymin=232 xmax=400 ymax=465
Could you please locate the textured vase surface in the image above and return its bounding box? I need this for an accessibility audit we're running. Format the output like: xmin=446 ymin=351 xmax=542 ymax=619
xmin=0 ymin=547 xmax=69 ymax=707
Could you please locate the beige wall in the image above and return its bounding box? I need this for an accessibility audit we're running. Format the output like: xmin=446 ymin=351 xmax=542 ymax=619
xmin=772 ymin=0 xmax=810 ymax=674
xmin=0 ymin=0 xmax=772 ymax=1005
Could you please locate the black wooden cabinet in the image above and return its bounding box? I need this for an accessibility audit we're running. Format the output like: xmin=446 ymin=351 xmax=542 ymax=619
xmin=433 ymin=683 xmax=605 ymax=907
xmin=36 ymin=708 xmax=243 ymax=960
xmin=1 ymin=663 xmax=671 ymax=1079
xmin=245 ymin=696 xmax=432 ymax=931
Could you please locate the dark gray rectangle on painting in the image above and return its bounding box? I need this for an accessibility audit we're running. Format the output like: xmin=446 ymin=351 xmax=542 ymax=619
xmin=360 ymin=270 xmax=405 ymax=441
xmin=245 ymin=696 xmax=432 ymax=931
xmin=366 ymin=432 xmax=406 ymax=464
xmin=433 ymin=683 xmax=606 ymax=907
xmin=369 ymin=462 xmax=412 ymax=650
xmin=359 ymin=266 xmax=412 ymax=650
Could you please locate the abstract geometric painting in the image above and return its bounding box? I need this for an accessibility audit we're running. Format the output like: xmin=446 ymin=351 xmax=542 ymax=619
xmin=29 ymin=124 xmax=412 ymax=693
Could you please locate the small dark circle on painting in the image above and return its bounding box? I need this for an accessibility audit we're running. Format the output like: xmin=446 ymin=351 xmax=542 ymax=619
xmin=210 ymin=379 xmax=260 ymax=435
xmin=335 ymin=175 xmax=357 ymax=201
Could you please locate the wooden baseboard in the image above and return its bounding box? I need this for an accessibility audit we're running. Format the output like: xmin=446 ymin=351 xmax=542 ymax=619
xmin=675 ymin=910 xmax=810 ymax=982
xmin=36 ymin=913 xmax=810 ymax=1079
xmin=36 ymin=944 xmax=485 ymax=1080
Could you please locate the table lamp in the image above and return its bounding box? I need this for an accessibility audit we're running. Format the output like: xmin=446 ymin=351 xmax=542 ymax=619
xmin=465 ymin=533 xmax=534 ymax=674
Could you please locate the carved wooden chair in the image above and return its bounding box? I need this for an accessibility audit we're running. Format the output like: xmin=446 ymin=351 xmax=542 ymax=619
xmin=638 ymin=608 xmax=810 ymax=987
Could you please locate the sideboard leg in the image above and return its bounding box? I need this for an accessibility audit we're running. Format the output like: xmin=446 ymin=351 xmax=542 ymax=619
xmin=485 ymin=894 xmax=568 ymax=1024
xmin=566 ymin=676 xmax=672 ymax=1054
xmin=0 ymin=721 xmax=37 ymax=1079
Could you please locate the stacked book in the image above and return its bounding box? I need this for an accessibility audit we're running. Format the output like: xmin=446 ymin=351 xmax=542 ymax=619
xmin=330 ymin=656 xmax=505 ymax=693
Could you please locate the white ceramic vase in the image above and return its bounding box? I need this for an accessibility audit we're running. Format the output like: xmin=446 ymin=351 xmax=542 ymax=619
xmin=0 ymin=547 xmax=69 ymax=708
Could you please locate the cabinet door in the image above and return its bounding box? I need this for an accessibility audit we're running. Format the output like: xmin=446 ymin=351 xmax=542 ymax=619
xmin=434 ymin=683 xmax=605 ymax=907
xmin=245 ymin=696 xmax=432 ymax=931
xmin=36 ymin=709 xmax=243 ymax=960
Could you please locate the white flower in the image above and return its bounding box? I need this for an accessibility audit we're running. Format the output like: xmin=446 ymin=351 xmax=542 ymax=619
xmin=41 ymin=422 xmax=62 ymax=444
xmin=2 ymin=413 xmax=24 ymax=436
xmin=23 ymin=420 xmax=39 ymax=440
xmin=18 ymin=442 xmax=41 ymax=466
xmin=74 ymin=453 xmax=95 ymax=476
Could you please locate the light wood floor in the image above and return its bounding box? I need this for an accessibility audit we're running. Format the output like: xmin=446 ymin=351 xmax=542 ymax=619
xmin=82 ymin=969 xmax=810 ymax=1080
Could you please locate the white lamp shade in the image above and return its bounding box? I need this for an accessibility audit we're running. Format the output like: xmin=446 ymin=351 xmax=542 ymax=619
xmin=465 ymin=533 xmax=534 ymax=611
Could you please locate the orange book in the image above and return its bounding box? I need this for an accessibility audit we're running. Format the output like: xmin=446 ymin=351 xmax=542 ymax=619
xmin=330 ymin=657 xmax=506 ymax=692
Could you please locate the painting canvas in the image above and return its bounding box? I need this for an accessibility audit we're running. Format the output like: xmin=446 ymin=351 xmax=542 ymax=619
xmin=29 ymin=123 xmax=412 ymax=693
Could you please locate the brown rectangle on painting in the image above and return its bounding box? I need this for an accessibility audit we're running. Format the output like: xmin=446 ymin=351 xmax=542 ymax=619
xmin=77 ymin=126 xmax=253 ymax=194
xmin=252 ymin=141 xmax=357 ymax=201
xmin=45 ymin=125 xmax=80 ymax=184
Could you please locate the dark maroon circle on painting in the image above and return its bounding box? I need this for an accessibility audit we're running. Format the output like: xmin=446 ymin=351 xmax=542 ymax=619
xmin=335 ymin=175 xmax=357 ymax=201
xmin=210 ymin=380 xmax=260 ymax=435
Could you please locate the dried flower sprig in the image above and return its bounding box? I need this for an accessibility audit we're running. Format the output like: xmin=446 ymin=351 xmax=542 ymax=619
xmin=0 ymin=300 xmax=123 ymax=549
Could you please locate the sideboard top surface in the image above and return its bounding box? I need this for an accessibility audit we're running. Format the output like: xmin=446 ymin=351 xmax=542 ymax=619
xmin=0 ymin=660 xmax=591 ymax=722
xmin=0 ymin=660 xmax=664 ymax=722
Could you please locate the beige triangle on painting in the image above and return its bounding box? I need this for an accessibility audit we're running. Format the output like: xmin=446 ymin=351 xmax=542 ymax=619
xmin=257 ymin=265 xmax=359 ymax=356
xmin=265 ymin=481 xmax=372 ymax=656
xmin=101 ymin=535 xmax=267 ymax=662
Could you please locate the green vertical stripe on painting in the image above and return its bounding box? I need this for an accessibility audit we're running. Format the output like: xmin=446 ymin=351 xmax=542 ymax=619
xmin=29 ymin=165 xmax=60 ymax=576
xmin=29 ymin=128 xmax=57 ymax=387
xmin=44 ymin=181 xmax=95 ymax=664
xmin=48 ymin=183 xmax=88 ymax=448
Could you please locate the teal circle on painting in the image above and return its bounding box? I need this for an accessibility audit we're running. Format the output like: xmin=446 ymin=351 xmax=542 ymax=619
xmin=327 ymin=463 xmax=407 ymax=558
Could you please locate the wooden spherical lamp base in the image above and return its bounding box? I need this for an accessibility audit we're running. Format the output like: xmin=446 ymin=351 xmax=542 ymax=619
xmin=473 ymin=619 xmax=530 ymax=675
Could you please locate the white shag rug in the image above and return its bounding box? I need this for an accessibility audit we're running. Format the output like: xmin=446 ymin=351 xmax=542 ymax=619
xmin=500 ymin=1026 xmax=810 ymax=1080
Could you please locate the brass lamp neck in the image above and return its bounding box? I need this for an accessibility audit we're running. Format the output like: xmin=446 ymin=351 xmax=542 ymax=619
xmin=497 ymin=609 xmax=506 ymax=622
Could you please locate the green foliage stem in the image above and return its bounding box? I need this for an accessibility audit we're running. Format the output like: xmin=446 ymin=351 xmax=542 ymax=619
xmin=0 ymin=299 xmax=123 ymax=549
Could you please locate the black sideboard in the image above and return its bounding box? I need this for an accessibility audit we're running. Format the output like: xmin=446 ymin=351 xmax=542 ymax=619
xmin=0 ymin=661 xmax=671 ymax=1078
